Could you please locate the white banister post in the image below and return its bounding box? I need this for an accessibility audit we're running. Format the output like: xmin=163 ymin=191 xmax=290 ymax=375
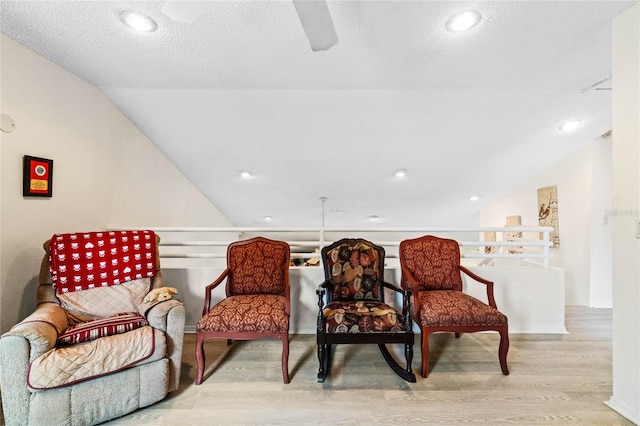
xmin=319 ymin=229 xmax=325 ymax=253
xmin=542 ymin=229 xmax=550 ymax=268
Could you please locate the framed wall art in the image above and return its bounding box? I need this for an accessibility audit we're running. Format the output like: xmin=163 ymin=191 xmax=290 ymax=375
xmin=537 ymin=185 xmax=559 ymax=246
xmin=23 ymin=155 xmax=53 ymax=197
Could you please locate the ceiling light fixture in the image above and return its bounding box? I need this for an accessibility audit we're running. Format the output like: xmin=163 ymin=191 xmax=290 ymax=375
xmin=264 ymin=216 xmax=273 ymax=222
xmin=469 ymin=195 xmax=481 ymax=201
xmin=120 ymin=11 xmax=158 ymax=32
xmin=320 ymin=197 xmax=328 ymax=228
xmin=368 ymin=215 xmax=381 ymax=222
xmin=240 ymin=171 xmax=252 ymax=178
xmin=445 ymin=10 xmax=482 ymax=32
xmin=559 ymin=119 xmax=583 ymax=132
xmin=394 ymin=169 xmax=408 ymax=178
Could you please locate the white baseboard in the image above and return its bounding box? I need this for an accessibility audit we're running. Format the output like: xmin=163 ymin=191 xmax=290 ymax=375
xmin=605 ymin=396 xmax=639 ymax=425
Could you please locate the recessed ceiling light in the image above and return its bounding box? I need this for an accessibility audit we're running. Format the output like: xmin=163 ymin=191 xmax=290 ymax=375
xmin=120 ymin=11 xmax=158 ymax=32
xmin=445 ymin=10 xmax=482 ymax=32
xmin=240 ymin=171 xmax=252 ymax=178
xmin=264 ymin=216 xmax=273 ymax=222
xmin=368 ymin=215 xmax=381 ymax=222
xmin=393 ymin=169 xmax=408 ymax=178
xmin=559 ymin=119 xmax=583 ymax=132
xmin=469 ymin=195 xmax=481 ymax=201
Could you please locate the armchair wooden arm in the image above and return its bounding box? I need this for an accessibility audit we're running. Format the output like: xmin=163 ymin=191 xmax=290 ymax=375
xmin=316 ymin=280 xmax=331 ymax=329
xmin=381 ymin=280 xmax=414 ymax=336
xmin=400 ymin=265 xmax=422 ymax=321
xmin=202 ymin=267 xmax=230 ymax=316
xmin=380 ymin=280 xmax=403 ymax=293
xmin=316 ymin=279 xmax=331 ymax=292
xmin=459 ymin=265 xmax=497 ymax=308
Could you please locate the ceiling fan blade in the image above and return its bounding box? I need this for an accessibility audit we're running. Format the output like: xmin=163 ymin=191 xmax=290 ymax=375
xmin=292 ymin=0 xmax=339 ymax=52
xmin=161 ymin=1 xmax=207 ymax=24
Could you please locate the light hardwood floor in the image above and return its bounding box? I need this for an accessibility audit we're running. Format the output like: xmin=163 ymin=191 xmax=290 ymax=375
xmin=106 ymin=307 xmax=631 ymax=424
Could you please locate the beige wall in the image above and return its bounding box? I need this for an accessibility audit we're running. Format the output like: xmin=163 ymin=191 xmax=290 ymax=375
xmin=478 ymin=136 xmax=612 ymax=307
xmin=0 ymin=35 xmax=232 ymax=332
xmin=607 ymin=3 xmax=640 ymax=423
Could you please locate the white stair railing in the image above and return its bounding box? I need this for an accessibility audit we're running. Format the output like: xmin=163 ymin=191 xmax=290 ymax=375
xmin=115 ymin=226 xmax=554 ymax=268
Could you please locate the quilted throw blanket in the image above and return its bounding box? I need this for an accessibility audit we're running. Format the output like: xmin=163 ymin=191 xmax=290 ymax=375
xmin=50 ymin=230 xmax=156 ymax=294
xmin=28 ymin=325 xmax=157 ymax=390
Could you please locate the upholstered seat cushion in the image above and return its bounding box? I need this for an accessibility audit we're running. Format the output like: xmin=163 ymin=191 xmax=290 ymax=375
xmin=323 ymin=301 xmax=406 ymax=333
xmin=197 ymin=294 xmax=289 ymax=333
xmin=418 ymin=290 xmax=507 ymax=327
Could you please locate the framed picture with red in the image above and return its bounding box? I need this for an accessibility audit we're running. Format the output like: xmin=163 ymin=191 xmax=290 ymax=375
xmin=23 ymin=155 xmax=53 ymax=197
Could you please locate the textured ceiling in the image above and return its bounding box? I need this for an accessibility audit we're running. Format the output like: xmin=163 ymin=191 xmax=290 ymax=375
xmin=1 ymin=1 xmax=636 ymax=227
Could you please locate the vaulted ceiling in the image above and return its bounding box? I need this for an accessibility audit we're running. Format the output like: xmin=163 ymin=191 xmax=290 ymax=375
xmin=1 ymin=1 xmax=635 ymax=227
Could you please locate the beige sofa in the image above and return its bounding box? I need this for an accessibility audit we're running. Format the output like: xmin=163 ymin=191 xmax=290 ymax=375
xmin=0 ymin=232 xmax=185 ymax=426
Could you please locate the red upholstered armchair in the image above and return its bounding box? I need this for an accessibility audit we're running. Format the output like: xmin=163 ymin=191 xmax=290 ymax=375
xmin=316 ymin=238 xmax=415 ymax=383
xmin=399 ymin=235 xmax=509 ymax=378
xmin=195 ymin=237 xmax=291 ymax=384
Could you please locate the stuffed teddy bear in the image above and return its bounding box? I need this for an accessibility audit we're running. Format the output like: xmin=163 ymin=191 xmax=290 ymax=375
xmin=143 ymin=286 xmax=178 ymax=303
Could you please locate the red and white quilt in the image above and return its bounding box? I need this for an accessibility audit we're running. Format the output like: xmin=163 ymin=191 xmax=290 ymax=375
xmin=49 ymin=230 xmax=157 ymax=294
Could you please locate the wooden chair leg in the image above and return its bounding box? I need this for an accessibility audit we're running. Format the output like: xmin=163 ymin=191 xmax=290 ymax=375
xmin=195 ymin=334 xmax=206 ymax=385
xmin=317 ymin=343 xmax=327 ymax=382
xmin=499 ymin=328 xmax=510 ymax=375
xmin=317 ymin=343 xmax=334 ymax=382
xmin=405 ymin=342 xmax=414 ymax=379
xmin=281 ymin=333 xmax=290 ymax=384
xmin=421 ymin=331 xmax=430 ymax=378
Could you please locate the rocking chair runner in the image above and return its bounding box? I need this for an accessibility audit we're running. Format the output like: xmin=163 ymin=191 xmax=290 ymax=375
xmin=316 ymin=238 xmax=415 ymax=382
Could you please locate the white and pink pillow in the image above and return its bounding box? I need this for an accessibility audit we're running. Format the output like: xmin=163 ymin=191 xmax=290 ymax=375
xmin=57 ymin=312 xmax=149 ymax=345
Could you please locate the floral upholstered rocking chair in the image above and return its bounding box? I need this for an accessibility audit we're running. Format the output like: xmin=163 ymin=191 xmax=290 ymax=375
xmin=316 ymin=238 xmax=415 ymax=383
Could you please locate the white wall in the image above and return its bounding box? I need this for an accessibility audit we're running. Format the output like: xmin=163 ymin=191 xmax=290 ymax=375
xmin=607 ymin=4 xmax=640 ymax=423
xmin=478 ymin=136 xmax=613 ymax=307
xmin=0 ymin=35 xmax=233 ymax=332
xmin=589 ymin=138 xmax=613 ymax=307
xmin=173 ymin=261 xmax=569 ymax=335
